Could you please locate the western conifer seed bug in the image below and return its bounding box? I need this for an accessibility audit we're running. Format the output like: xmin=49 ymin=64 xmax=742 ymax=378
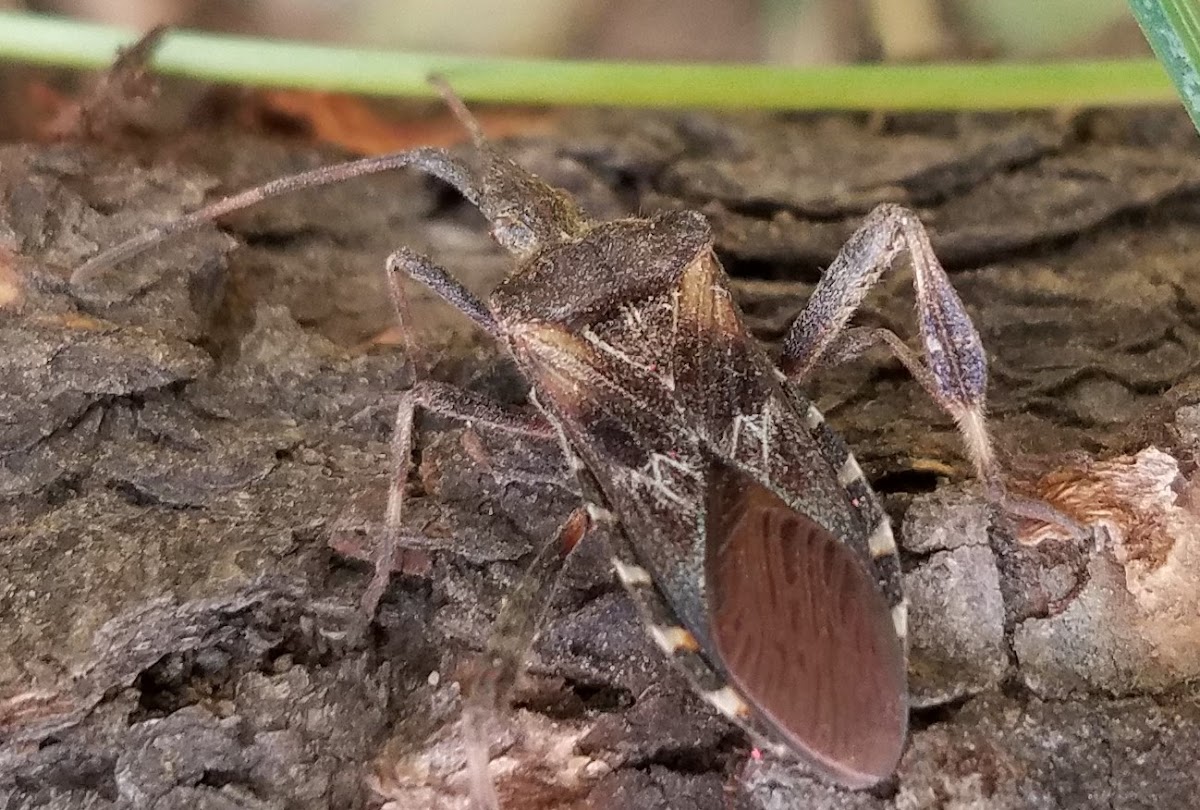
xmin=74 ymin=80 xmax=1084 ymax=798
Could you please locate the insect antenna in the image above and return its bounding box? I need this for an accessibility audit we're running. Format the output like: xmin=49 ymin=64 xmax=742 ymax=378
xmin=71 ymin=145 xmax=478 ymax=288
xmin=429 ymin=75 xmax=489 ymax=149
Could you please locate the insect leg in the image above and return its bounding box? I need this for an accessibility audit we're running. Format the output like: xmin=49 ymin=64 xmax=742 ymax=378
xmin=469 ymin=507 xmax=591 ymax=707
xmin=386 ymin=246 xmax=499 ymax=340
xmin=461 ymin=507 xmax=591 ymax=810
xmin=780 ymin=205 xmax=990 ymax=472
xmin=778 ymin=204 xmax=1085 ymax=533
xmin=379 ymin=245 xmax=589 ymax=804
xmin=363 ymin=249 xmax=551 ymax=617
xmin=804 ymin=324 xmax=1087 ymax=531
xmin=362 ymin=380 xmax=554 ymax=617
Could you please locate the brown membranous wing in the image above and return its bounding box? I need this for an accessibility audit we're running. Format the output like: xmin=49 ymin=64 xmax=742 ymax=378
xmin=705 ymin=459 xmax=907 ymax=788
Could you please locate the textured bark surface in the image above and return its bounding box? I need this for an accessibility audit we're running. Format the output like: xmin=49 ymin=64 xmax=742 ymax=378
xmin=3 ymin=103 xmax=1200 ymax=809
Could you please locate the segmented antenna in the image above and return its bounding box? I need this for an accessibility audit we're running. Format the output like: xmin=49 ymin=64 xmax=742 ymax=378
xmin=429 ymin=75 xmax=488 ymax=148
xmin=71 ymin=152 xmax=393 ymax=279
xmin=72 ymin=80 xmax=490 ymax=288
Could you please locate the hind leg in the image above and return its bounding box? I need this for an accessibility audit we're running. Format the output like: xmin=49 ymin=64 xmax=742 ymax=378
xmin=780 ymin=204 xmax=1085 ymax=534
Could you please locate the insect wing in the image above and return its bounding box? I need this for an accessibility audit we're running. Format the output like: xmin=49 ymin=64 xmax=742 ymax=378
xmin=705 ymin=460 xmax=907 ymax=788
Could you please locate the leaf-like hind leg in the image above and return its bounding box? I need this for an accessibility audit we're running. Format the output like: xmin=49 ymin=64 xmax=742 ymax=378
xmin=780 ymin=204 xmax=991 ymax=474
xmin=779 ymin=204 xmax=1086 ymax=535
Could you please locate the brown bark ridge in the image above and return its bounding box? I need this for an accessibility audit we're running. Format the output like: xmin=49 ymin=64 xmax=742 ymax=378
xmin=3 ymin=103 xmax=1200 ymax=809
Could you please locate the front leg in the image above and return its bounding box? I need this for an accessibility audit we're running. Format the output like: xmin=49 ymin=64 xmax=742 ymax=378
xmin=780 ymin=204 xmax=1084 ymax=532
xmin=362 ymin=247 xmax=553 ymax=616
xmin=378 ymin=248 xmax=590 ymax=810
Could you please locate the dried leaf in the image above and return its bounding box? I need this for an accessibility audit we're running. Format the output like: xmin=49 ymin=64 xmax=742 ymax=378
xmin=250 ymin=89 xmax=558 ymax=155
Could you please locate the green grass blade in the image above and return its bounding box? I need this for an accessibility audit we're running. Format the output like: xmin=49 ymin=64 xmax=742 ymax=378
xmin=0 ymin=10 xmax=1177 ymax=111
xmin=1128 ymin=0 xmax=1200 ymax=132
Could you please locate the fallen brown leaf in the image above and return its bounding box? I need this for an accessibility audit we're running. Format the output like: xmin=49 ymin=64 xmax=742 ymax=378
xmin=249 ymin=89 xmax=559 ymax=155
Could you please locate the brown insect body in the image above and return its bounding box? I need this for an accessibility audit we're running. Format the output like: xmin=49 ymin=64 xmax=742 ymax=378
xmin=491 ymin=206 xmax=908 ymax=786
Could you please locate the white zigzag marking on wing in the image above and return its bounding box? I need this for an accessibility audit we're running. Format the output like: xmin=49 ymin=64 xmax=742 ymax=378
xmin=623 ymin=451 xmax=700 ymax=508
xmin=580 ymin=326 xmax=657 ymax=375
xmin=728 ymin=399 xmax=774 ymax=474
xmin=619 ymin=303 xmax=643 ymax=330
